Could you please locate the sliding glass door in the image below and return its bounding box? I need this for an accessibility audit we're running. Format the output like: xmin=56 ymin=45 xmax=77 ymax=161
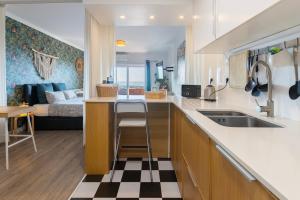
xmin=116 ymin=64 xmax=145 ymax=95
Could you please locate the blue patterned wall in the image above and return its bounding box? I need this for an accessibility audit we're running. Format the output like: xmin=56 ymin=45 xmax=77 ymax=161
xmin=6 ymin=17 xmax=84 ymax=105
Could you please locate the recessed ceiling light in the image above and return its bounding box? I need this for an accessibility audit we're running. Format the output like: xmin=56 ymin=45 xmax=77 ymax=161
xmin=193 ymin=15 xmax=199 ymax=19
xmin=120 ymin=15 xmax=126 ymax=19
xmin=179 ymin=15 xmax=184 ymax=20
xmin=149 ymin=15 xmax=155 ymax=20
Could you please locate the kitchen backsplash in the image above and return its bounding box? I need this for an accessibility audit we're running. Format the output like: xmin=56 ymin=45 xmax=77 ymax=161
xmin=199 ymin=50 xmax=300 ymax=121
xmin=6 ymin=17 xmax=84 ymax=106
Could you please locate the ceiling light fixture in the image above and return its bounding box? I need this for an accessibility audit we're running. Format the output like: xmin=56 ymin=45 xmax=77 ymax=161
xmin=120 ymin=15 xmax=126 ymax=19
xmin=149 ymin=15 xmax=155 ymax=20
xmin=116 ymin=40 xmax=126 ymax=47
xmin=179 ymin=15 xmax=184 ymax=20
xmin=193 ymin=15 xmax=199 ymax=19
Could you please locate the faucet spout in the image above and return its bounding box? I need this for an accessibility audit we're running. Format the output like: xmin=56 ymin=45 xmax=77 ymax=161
xmin=249 ymin=60 xmax=274 ymax=117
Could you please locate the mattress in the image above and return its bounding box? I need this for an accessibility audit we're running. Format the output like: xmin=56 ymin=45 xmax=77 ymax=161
xmin=32 ymin=97 xmax=83 ymax=117
xmin=33 ymin=104 xmax=49 ymax=116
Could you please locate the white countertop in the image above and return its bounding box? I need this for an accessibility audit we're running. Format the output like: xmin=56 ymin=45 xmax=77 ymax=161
xmin=85 ymin=95 xmax=174 ymax=103
xmin=86 ymin=95 xmax=300 ymax=200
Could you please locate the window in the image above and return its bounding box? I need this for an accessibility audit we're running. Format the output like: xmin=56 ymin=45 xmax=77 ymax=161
xmin=116 ymin=64 xmax=145 ymax=95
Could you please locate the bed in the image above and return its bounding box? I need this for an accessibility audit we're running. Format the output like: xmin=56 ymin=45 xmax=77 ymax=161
xmin=23 ymin=84 xmax=83 ymax=130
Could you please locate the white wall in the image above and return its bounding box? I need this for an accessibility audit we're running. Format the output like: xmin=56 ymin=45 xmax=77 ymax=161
xmin=198 ymin=50 xmax=300 ymax=121
xmin=0 ymin=5 xmax=6 ymax=143
xmin=165 ymin=32 xmax=186 ymax=95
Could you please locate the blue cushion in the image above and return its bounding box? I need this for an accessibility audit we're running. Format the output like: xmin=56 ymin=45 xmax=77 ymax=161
xmin=37 ymin=83 xmax=54 ymax=104
xmin=52 ymin=83 xmax=66 ymax=91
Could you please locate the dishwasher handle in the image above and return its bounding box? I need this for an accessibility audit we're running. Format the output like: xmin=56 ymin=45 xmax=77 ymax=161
xmin=216 ymin=145 xmax=256 ymax=182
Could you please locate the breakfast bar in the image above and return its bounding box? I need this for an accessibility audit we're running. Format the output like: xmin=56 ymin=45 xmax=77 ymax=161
xmin=84 ymin=95 xmax=173 ymax=175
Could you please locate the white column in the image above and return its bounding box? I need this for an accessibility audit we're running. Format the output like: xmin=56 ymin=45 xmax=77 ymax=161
xmin=185 ymin=25 xmax=202 ymax=85
xmin=0 ymin=5 xmax=6 ymax=143
xmin=84 ymin=10 xmax=116 ymax=99
xmin=83 ymin=10 xmax=116 ymax=145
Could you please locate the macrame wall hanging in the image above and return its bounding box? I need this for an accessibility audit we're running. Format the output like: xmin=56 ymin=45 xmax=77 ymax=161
xmin=32 ymin=49 xmax=59 ymax=79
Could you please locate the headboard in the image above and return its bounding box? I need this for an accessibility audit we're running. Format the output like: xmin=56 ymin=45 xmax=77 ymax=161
xmin=23 ymin=84 xmax=38 ymax=106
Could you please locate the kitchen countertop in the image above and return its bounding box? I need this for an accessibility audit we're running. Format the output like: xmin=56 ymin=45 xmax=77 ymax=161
xmin=85 ymin=95 xmax=300 ymax=200
xmin=85 ymin=95 xmax=174 ymax=103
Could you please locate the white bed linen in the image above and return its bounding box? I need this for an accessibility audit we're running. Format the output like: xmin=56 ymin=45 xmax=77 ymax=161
xmin=33 ymin=104 xmax=49 ymax=116
xmin=33 ymin=97 xmax=83 ymax=117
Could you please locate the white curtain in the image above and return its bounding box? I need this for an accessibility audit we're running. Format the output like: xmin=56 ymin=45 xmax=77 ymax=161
xmin=0 ymin=5 xmax=6 ymax=143
xmin=185 ymin=25 xmax=202 ymax=85
xmin=84 ymin=10 xmax=116 ymax=99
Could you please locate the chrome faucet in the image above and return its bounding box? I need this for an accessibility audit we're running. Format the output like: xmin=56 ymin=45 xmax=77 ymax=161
xmin=249 ymin=60 xmax=274 ymax=117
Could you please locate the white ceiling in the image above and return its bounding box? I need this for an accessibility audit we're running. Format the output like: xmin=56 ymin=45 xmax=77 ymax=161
xmin=116 ymin=26 xmax=185 ymax=53
xmin=4 ymin=0 xmax=190 ymax=51
xmin=6 ymin=3 xmax=85 ymax=50
xmin=85 ymin=0 xmax=193 ymax=26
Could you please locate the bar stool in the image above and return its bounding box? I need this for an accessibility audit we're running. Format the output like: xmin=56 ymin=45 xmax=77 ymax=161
xmin=110 ymin=99 xmax=153 ymax=182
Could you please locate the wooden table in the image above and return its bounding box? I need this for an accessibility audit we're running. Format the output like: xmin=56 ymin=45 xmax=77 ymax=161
xmin=0 ymin=106 xmax=37 ymax=169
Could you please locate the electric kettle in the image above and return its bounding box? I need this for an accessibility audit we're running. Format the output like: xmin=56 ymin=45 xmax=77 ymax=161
xmin=204 ymin=78 xmax=216 ymax=101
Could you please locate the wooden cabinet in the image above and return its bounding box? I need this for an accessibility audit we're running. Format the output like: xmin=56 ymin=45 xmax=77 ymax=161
xmin=171 ymin=104 xmax=183 ymax=193
xmin=181 ymin=114 xmax=210 ymax=200
xmin=171 ymin=106 xmax=277 ymax=200
xmin=182 ymin=155 xmax=202 ymax=200
xmin=215 ymin=0 xmax=280 ymax=38
xmin=210 ymin=141 xmax=277 ymax=200
xmin=193 ymin=0 xmax=216 ymax=51
xmin=85 ymin=102 xmax=113 ymax=174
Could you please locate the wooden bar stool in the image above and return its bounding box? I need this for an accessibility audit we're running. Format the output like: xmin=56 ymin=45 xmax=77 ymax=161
xmin=110 ymin=99 xmax=153 ymax=182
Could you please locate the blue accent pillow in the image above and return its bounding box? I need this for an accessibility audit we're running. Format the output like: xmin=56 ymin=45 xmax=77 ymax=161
xmin=52 ymin=83 xmax=66 ymax=91
xmin=37 ymin=83 xmax=54 ymax=104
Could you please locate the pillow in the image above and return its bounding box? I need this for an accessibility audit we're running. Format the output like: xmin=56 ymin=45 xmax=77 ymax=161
xmin=75 ymin=89 xmax=84 ymax=97
xmin=63 ymin=90 xmax=77 ymax=99
xmin=52 ymin=83 xmax=66 ymax=91
xmin=45 ymin=91 xmax=66 ymax=104
xmin=37 ymin=83 xmax=54 ymax=104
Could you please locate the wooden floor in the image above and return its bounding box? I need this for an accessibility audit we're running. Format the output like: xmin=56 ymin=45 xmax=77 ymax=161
xmin=0 ymin=131 xmax=84 ymax=200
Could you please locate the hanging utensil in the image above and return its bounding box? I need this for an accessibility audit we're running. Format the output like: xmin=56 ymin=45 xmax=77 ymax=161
xmin=289 ymin=46 xmax=300 ymax=100
xmin=251 ymin=77 xmax=261 ymax=97
xmin=245 ymin=79 xmax=256 ymax=92
xmin=245 ymin=52 xmax=257 ymax=92
xmin=247 ymin=51 xmax=252 ymax=81
xmin=258 ymin=83 xmax=268 ymax=92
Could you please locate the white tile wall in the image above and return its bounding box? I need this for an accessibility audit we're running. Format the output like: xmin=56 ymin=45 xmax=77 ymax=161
xmin=198 ymin=50 xmax=300 ymax=121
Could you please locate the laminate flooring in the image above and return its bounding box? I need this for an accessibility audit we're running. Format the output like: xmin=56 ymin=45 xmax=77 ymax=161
xmin=0 ymin=131 xmax=84 ymax=200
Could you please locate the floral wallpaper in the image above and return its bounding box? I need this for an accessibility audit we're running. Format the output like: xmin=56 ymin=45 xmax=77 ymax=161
xmin=6 ymin=17 xmax=84 ymax=106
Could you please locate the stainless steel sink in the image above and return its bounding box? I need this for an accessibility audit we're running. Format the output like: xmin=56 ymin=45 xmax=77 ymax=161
xmin=198 ymin=110 xmax=247 ymax=116
xmin=197 ymin=110 xmax=282 ymax=128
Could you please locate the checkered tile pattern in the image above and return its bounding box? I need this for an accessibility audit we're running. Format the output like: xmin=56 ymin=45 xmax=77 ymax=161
xmin=70 ymin=158 xmax=182 ymax=200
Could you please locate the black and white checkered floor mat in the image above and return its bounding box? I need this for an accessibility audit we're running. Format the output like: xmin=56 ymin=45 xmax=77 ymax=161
xmin=70 ymin=158 xmax=182 ymax=200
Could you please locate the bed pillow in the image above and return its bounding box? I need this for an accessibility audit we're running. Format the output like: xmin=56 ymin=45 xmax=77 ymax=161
xmin=37 ymin=83 xmax=54 ymax=104
xmin=45 ymin=91 xmax=66 ymax=104
xmin=52 ymin=83 xmax=66 ymax=91
xmin=75 ymin=89 xmax=84 ymax=97
xmin=63 ymin=90 xmax=77 ymax=99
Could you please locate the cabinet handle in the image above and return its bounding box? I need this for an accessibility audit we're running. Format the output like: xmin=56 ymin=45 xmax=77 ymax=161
xmin=216 ymin=145 xmax=256 ymax=182
xmin=182 ymin=154 xmax=198 ymax=188
xmin=186 ymin=114 xmax=196 ymax=125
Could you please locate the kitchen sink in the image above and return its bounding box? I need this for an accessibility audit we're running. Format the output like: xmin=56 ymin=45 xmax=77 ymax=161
xmin=198 ymin=110 xmax=247 ymax=116
xmin=198 ymin=110 xmax=282 ymax=128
